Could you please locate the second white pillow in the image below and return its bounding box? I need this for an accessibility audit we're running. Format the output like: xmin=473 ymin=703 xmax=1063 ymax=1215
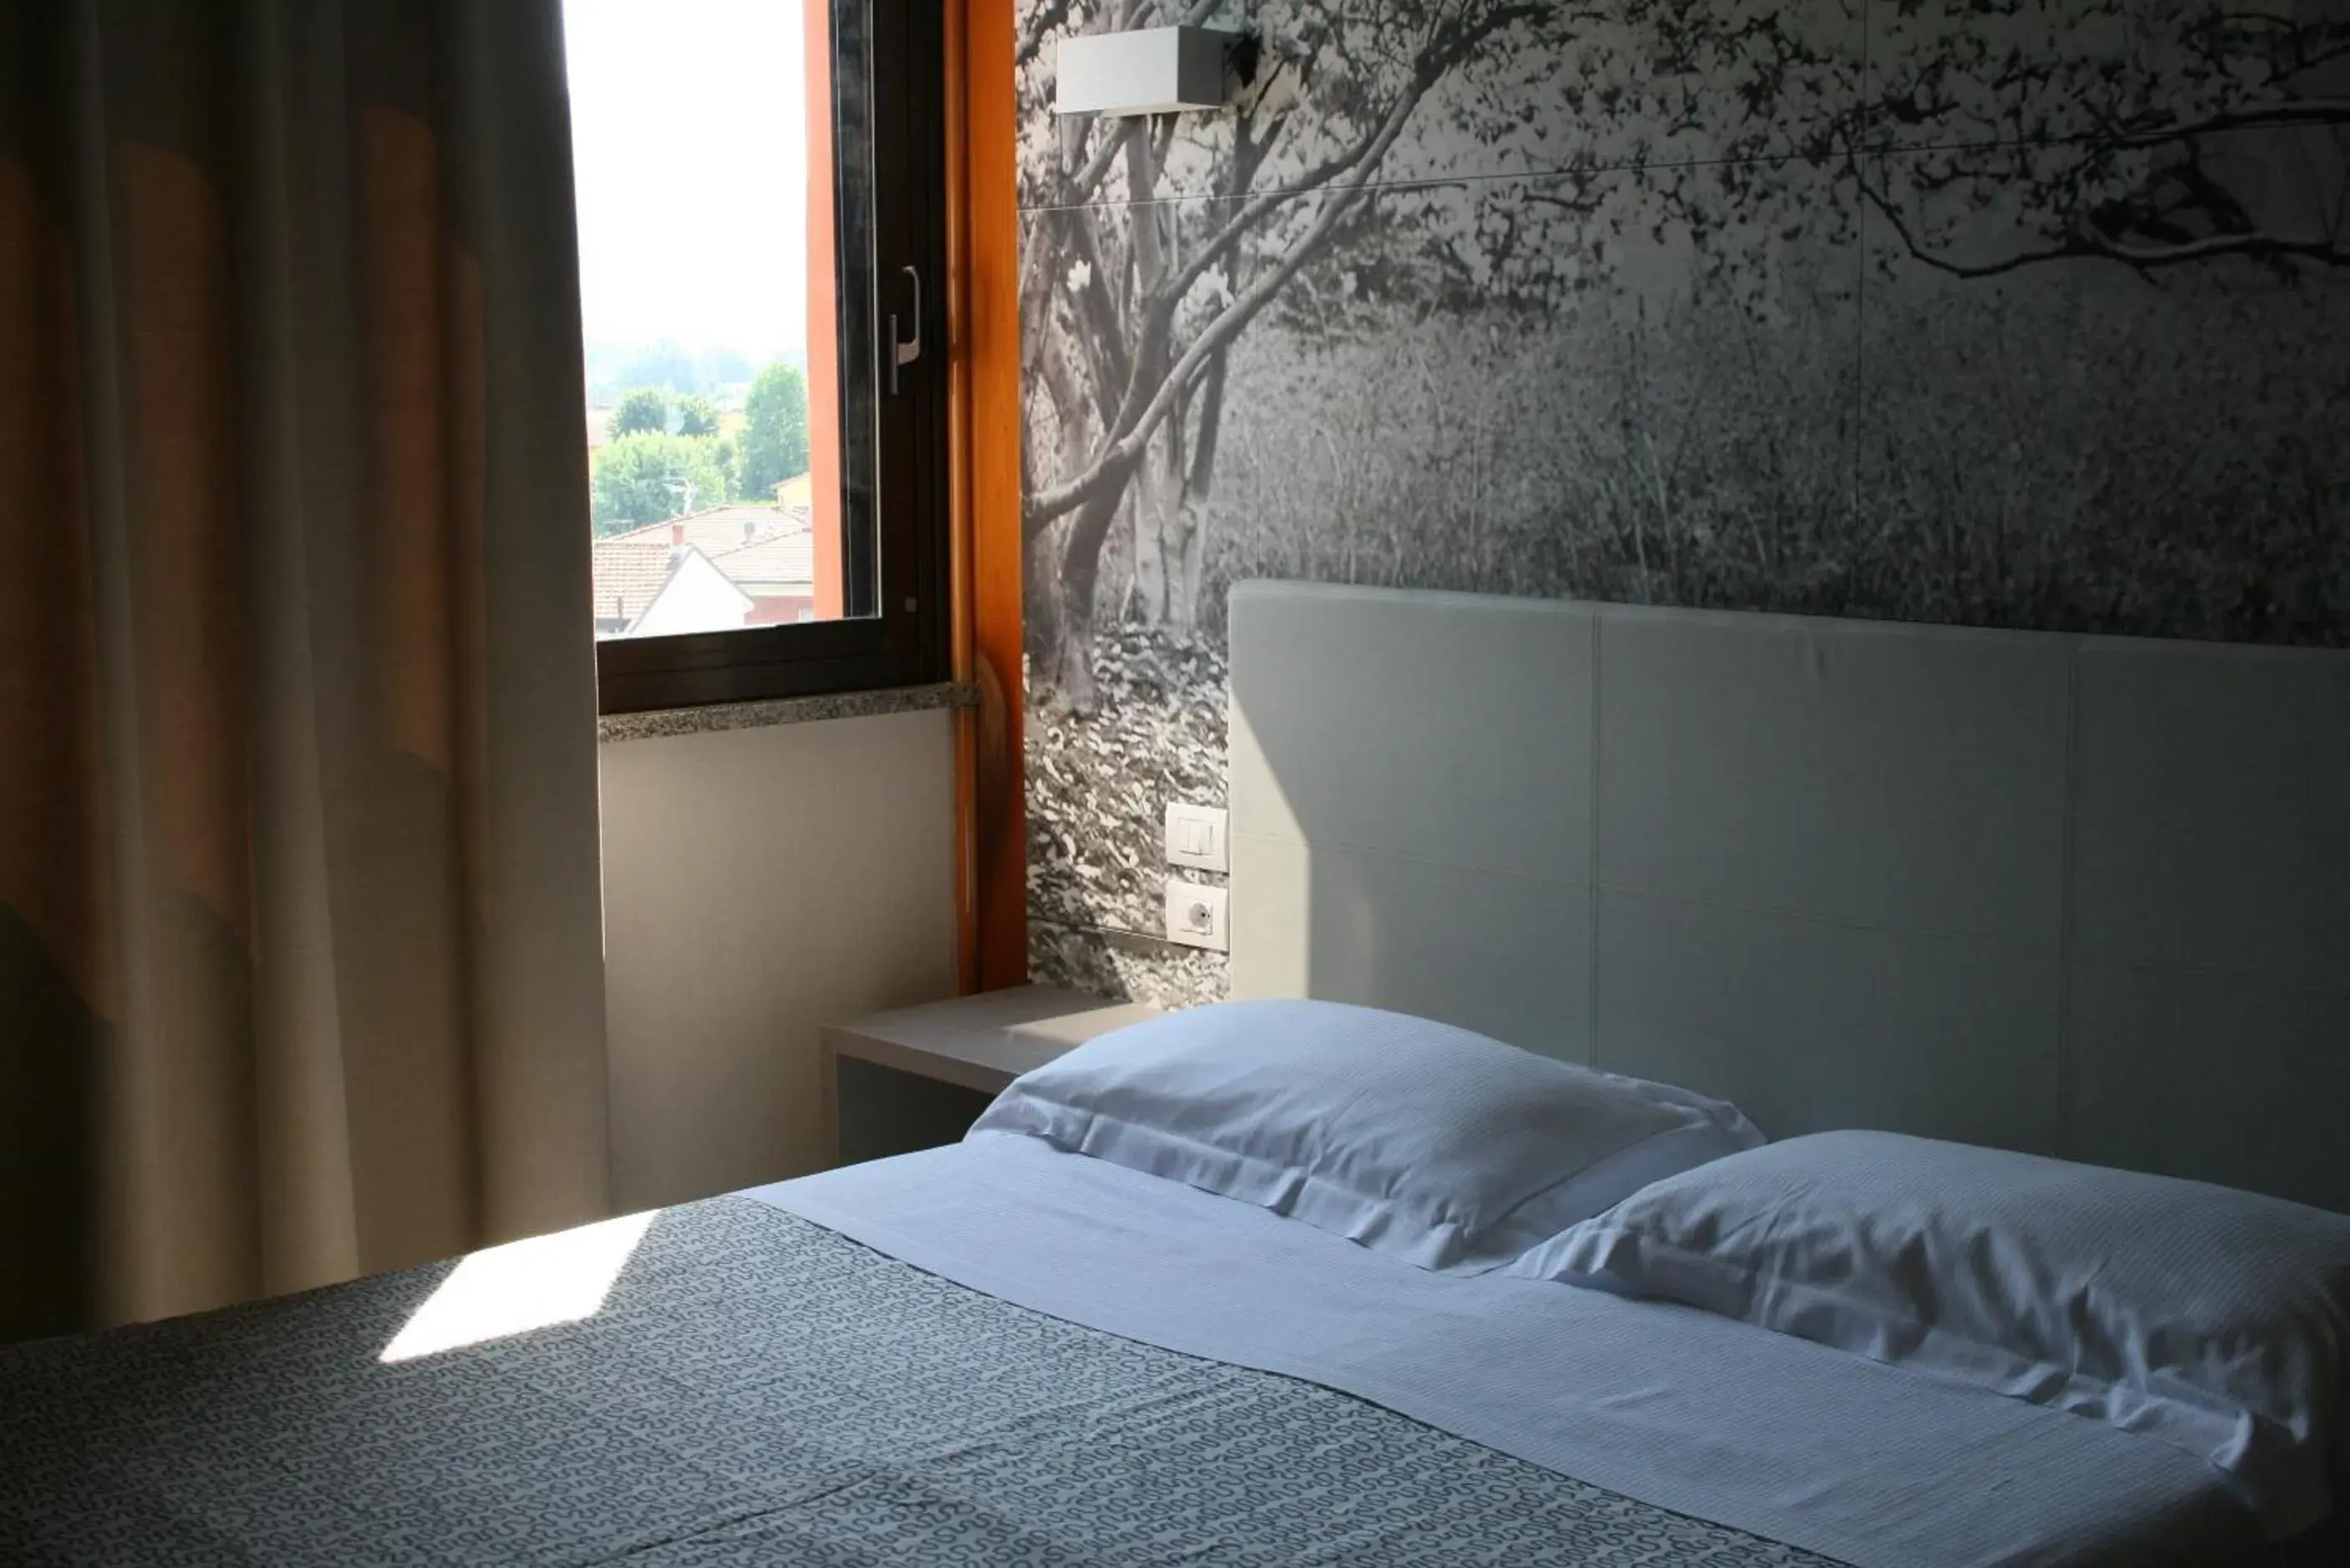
xmin=1520 ymin=1130 xmax=2350 ymax=1537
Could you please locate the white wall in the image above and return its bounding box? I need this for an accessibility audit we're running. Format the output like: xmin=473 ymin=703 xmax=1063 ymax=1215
xmin=628 ymin=552 xmax=754 ymax=638
xmin=598 ymin=708 xmax=958 ymax=1212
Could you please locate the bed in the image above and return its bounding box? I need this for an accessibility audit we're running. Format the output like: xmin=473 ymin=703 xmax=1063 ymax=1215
xmin=5 ymin=584 xmax=2347 ymax=1566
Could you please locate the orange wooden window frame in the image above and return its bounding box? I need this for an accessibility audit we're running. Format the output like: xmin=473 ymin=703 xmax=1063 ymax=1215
xmin=952 ymin=0 xmax=1027 ymax=993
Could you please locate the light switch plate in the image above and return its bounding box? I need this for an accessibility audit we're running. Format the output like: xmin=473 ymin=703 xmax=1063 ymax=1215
xmin=1163 ymin=878 xmax=1229 ymax=952
xmin=1163 ymin=803 xmax=1229 ymax=872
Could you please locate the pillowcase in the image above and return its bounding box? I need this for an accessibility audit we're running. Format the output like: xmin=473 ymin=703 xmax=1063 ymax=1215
xmin=969 ymin=998 xmax=1762 ymax=1273
xmin=1520 ymin=1130 xmax=2350 ymax=1536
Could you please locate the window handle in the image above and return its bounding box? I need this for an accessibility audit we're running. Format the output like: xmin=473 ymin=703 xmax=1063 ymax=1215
xmin=888 ymin=265 xmax=922 ymax=395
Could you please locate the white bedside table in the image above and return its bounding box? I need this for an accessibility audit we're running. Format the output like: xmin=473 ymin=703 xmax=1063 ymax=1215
xmin=819 ymin=985 xmax=1159 ymax=1167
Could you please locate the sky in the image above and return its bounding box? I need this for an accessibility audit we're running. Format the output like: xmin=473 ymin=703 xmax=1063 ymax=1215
xmin=562 ymin=0 xmax=810 ymax=363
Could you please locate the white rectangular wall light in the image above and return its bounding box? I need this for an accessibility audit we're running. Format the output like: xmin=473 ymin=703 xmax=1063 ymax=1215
xmin=1057 ymin=27 xmax=1233 ymax=118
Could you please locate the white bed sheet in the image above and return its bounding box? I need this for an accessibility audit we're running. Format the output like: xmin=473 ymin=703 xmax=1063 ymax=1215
xmin=749 ymin=1131 xmax=2266 ymax=1568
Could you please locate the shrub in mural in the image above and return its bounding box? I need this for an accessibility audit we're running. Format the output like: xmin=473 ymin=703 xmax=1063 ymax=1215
xmin=1018 ymin=0 xmax=2349 ymax=1001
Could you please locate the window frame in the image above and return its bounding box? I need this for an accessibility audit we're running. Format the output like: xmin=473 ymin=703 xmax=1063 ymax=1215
xmin=593 ymin=0 xmax=951 ymax=716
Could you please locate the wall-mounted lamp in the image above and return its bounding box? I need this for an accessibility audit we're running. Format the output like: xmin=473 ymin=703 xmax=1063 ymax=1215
xmin=1056 ymin=27 xmax=1239 ymax=118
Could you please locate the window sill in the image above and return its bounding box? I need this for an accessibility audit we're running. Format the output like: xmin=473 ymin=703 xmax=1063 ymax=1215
xmin=597 ymin=681 xmax=976 ymax=745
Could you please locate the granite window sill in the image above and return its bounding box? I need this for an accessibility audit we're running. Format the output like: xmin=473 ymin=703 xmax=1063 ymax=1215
xmin=598 ymin=681 xmax=976 ymax=744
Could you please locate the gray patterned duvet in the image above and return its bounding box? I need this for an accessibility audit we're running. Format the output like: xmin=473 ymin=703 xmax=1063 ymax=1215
xmin=0 ymin=1197 xmax=1838 ymax=1566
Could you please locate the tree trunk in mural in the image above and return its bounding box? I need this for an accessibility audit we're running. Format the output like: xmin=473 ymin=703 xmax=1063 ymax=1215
xmin=1125 ymin=131 xmax=1231 ymax=641
xmin=1122 ymin=129 xmax=1176 ymax=633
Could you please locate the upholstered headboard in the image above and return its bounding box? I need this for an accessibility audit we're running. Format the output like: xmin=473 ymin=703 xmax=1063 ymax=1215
xmin=1228 ymin=582 xmax=2350 ymax=1212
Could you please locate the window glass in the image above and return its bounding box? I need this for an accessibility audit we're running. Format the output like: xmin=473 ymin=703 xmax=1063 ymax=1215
xmin=563 ymin=0 xmax=853 ymax=643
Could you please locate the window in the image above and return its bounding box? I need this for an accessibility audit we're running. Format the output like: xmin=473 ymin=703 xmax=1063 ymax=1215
xmin=564 ymin=0 xmax=947 ymax=713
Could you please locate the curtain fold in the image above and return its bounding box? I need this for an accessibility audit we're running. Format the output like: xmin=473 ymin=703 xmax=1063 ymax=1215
xmin=1 ymin=0 xmax=611 ymax=1344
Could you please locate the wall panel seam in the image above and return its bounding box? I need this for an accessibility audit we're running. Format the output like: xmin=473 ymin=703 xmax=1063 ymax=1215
xmin=1586 ymin=613 xmax=1604 ymax=1068
xmin=2054 ymin=652 xmax=2084 ymax=1158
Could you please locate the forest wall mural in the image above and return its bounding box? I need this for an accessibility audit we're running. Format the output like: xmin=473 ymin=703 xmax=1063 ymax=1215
xmin=1016 ymin=0 xmax=2350 ymax=1006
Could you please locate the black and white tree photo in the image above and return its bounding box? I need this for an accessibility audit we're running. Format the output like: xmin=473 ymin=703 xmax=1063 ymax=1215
xmin=1017 ymin=0 xmax=2349 ymax=1004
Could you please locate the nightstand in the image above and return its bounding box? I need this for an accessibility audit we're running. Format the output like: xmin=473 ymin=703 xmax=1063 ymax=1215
xmin=819 ymin=985 xmax=1160 ymax=1167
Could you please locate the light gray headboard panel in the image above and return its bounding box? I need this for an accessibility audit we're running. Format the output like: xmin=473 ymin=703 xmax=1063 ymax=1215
xmin=1228 ymin=587 xmax=1596 ymax=1059
xmin=1228 ymin=582 xmax=2350 ymax=1211
xmin=1591 ymin=608 xmax=2074 ymax=1153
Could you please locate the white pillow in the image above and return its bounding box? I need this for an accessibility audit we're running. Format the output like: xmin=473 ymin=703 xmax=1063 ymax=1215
xmin=1522 ymin=1130 xmax=2350 ymax=1537
xmin=970 ymin=998 xmax=1762 ymax=1273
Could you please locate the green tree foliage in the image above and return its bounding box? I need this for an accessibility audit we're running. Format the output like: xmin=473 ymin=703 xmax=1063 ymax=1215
xmin=739 ymin=362 xmax=810 ymax=498
xmin=591 ymin=433 xmax=732 ymax=533
xmin=608 ymin=386 xmax=672 ymax=440
xmin=675 ymin=393 xmax=721 ymax=438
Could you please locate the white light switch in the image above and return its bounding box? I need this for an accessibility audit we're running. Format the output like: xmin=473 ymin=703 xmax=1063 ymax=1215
xmin=1163 ymin=878 xmax=1229 ymax=953
xmin=1163 ymin=803 xmax=1228 ymax=872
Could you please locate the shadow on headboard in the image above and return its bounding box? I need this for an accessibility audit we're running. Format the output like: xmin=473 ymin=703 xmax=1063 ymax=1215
xmin=1228 ymin=582 xmax=2350 ymax=1213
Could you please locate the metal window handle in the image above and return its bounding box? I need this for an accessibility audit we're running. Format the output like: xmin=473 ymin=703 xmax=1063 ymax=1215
xmin=888 ymin=265 xmax=922 ymax=395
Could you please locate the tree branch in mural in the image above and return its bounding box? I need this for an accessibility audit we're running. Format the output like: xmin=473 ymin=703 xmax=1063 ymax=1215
xmin=1020 ymin=1 xmax=2349 ymax=712
xmin=1861 ymin=11 xmax=2349 ymax=281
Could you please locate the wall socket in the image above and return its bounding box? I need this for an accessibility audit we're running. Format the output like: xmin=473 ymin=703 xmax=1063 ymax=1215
xmin=1163 ymin=877 xmax=1229 ymax=952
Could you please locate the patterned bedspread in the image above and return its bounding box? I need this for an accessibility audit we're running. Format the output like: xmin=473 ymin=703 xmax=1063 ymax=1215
xmin=0 ymin=1197 xmax=1840 ymax=1566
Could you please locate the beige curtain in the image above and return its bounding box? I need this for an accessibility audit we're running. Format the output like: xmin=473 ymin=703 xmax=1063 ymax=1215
xmin=0 ymin=0 xmax=611 ymax=1344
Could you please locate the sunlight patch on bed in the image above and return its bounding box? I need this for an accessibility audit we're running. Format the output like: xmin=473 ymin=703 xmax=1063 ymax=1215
xmin=380 ymin=1211 xmax=658 ymax=1364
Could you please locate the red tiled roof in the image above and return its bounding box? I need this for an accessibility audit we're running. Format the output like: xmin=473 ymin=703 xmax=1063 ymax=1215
xmin=709 ymin=530 xmax=814 ymax=591
xmin=605 ymin=505 xmax=801 ymax=557
xmin=590 ymin=539 xmax=680 ymax=628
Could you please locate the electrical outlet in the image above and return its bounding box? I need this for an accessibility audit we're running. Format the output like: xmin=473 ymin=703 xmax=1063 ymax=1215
xmin=1163 ymin=803 xmax=1229 ymax=872
xmin=1163 ymin=877 xmax=1229 ymax=952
